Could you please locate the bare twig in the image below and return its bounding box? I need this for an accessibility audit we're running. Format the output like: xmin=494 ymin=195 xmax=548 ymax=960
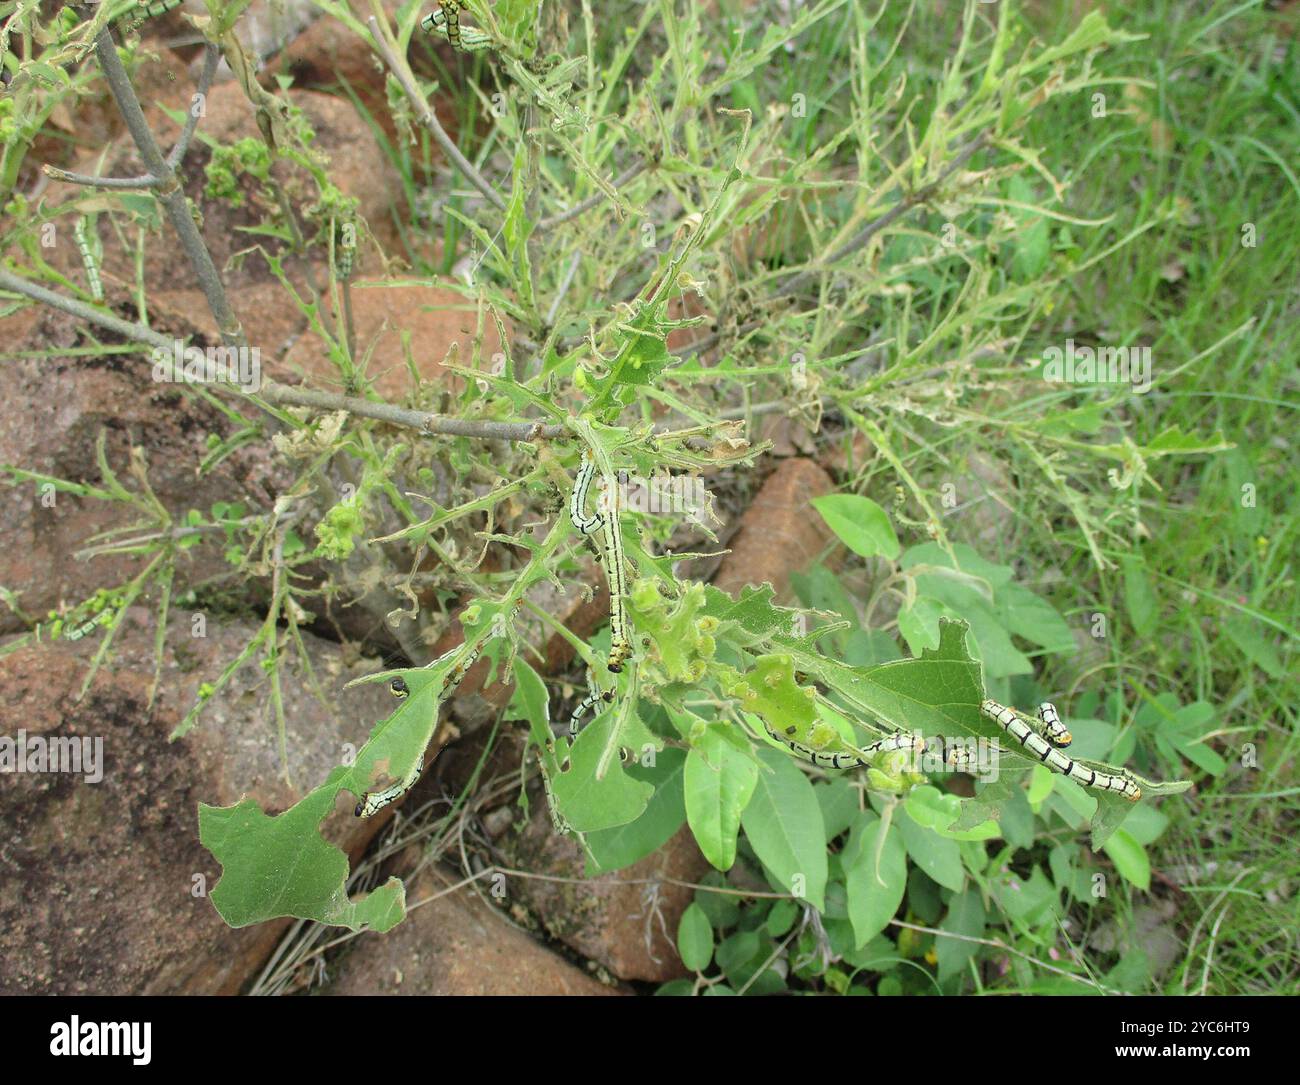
xmin=40 ymin=166 xmax=157 ymax=190
xmin=42 ymin=42 xmax=221 ymax=191
xmin=165 ymin=42 xmax=220 ymax=170
xmin=93 ymin=29 xmax=246 ymax=348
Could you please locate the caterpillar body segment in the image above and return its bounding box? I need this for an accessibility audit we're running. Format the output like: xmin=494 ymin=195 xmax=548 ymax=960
xmin=568 ymin=449 xmax=603 ymax=537
xmin=941 ymin=738 xmax=976 ymax=772
xmin=420 ymin=2 xmax=491 ymax=50
xmin=73 ymin=217 xmax=103 ymax=302
xmin=354 ymin=677 xmax=426 ymax=818
xmin=1035 ymin=701 xmax=1072 ymax=747
xmin=980 ymin=699 xmax=1140 ymax=801
xmin=764 ymin=719 xmax=923 ymax=770
xmin=568 ymin=669 xmax=614 ymax=737
xmin=597 ymin=483 xmax=632 ymax=672
xmin=441 ymin=638 xmax=483 ymax=694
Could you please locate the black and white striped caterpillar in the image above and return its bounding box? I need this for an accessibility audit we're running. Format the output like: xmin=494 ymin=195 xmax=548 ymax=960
xmin=568 ymin=667 xmax=614 ymax=737
xmin=354 ymin=677 xmax=425 ymax=818
xmin=763 ymin=719 xmax=924 ymax=770
xmin=980 ymin=699 xmax=1139 ymax=801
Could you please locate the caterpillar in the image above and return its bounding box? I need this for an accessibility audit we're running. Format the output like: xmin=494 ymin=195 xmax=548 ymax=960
xmin=420 ymin=2 xmax=492 ymax=51
xmin=764 ymin=719 xmax=923 ymax=770
xmin=597 ymin=483 xmax=633 ymax=672
xmin=116 ymin=0 xmax=185 ymax=29
xmin=568 ymin=668 xmax=614 ymax=737
xmin=537 ymin=747 xmax=574 ymax=836
xmin=354 ymin=677 xmax=425 ymax=818
xmin=333 ymin=219 xmax=356 ymax=281
xmin=568 ymin=450 xmax=604 ymax=537
xmin=73 ymin=217 xmax=103 ymax=302
xmin=440 ymin=638 xmax=483 ymax=694
xmin=980 ymin=699 xmax=1140 ymax=801
xmin=62 ymin=605 xmax=115 ymax=642
xmin=1035 ymin=701 xmax=1072 ymax=747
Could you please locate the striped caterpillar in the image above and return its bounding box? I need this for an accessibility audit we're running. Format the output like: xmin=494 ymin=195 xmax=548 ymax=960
xmin=333 ymin=219 xmax=356 ymax=281
xmin=568 ymin=448 xmax=633 ymax=673
xmin=764 ymin=718 xmax=924 ymax=769
xmin=568 ymin=667 xmax=614 ymax=737
xmin=597 ymin=483 xmax=632 ymax=672
xmin=420 ymin=2 xmax=492 ymax=51
xmin=980 ymin=699 xmax=1140 ymax=801
xmin=117 ymin=0 xmax=185 ymax=29
xmin=354 ymin=677 xmax=425 ymax=818
xmin=73 ymin=217 xmax=102 ymax=302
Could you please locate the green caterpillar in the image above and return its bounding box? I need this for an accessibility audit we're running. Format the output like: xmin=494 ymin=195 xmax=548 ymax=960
xmin=72 ymin=216 xmax=102 ymax=302
xmin=568 ymin=447 xmax=633 ymax=673
xmin=420 ymin=2 xmax=493 ymax=52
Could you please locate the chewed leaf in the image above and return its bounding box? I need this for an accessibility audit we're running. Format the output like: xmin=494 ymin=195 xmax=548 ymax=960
xmin=199 ymin=774 xmax=405 ymax=932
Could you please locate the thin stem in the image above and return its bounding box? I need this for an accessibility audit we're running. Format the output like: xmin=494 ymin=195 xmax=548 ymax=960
xmin=0 ymin=267 xmax=173 ymax=351
xmin=534 ymin=158 xmax=650 ymax=233
xmin=165 ymin=42 xmax=220 ymax=170
xmin=40 ymin=166 xmax=156 ymax=190
xmin=366 ymin=15 xmax=505 ymax=212
xmin=774 ymin=133 xmax=988 ymax=299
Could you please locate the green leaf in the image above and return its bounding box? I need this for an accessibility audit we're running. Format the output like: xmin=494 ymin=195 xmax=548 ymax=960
xmin=1102 ymin=827 xmax=1150 ymax=890
xmin=550 ymin=709 xmax=654 ymax=832
xmin=1121 ymin=555 xmax=1159 ymax=637
xmin=1008 ymin=175 xmax=1050 ymax=281
xmin=844 ymin=814 xmax=907 ymax=948
xmin=200 ymin=781 xmax=405 ymax=931
xmin=812 ymin=494 xmax=901 ymax=560
xmin=1224 ymin=618 xmax=1285 ymax=678
xmin=897 ymin=808 xmax=965 ymax=891
xmin=585 ymin=748 xmax=689 ymax=873
xmin=677 ymin=902 xmax=714 ymax=972
xmin=740 ymin=747 xmax=829 ymax=909
xmin=684 ymin=727 xmax=759 ymax=870
xmin=936 ymin=888 xmax=986 ymax=983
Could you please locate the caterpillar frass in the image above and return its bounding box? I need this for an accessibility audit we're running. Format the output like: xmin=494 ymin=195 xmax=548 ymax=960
xmin=765 ymin=720 xmax=923 ymax=770
xmin=73 ymin=217 xmax=102 ymax=302
xmin=568 ymin=668 xmax=614 ymax=737
xmin=1035 ymin=701 xmax=1072 ymax=747
xmin=568 ymin=449 xmax=604 ymax=537
xmin=980 ymin=699 xmax=1140 ymax=801
xmin=354 ymin=677 xmax=425 ymax=818
xmin=597 ymin=483 xmax=632 ymax=672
